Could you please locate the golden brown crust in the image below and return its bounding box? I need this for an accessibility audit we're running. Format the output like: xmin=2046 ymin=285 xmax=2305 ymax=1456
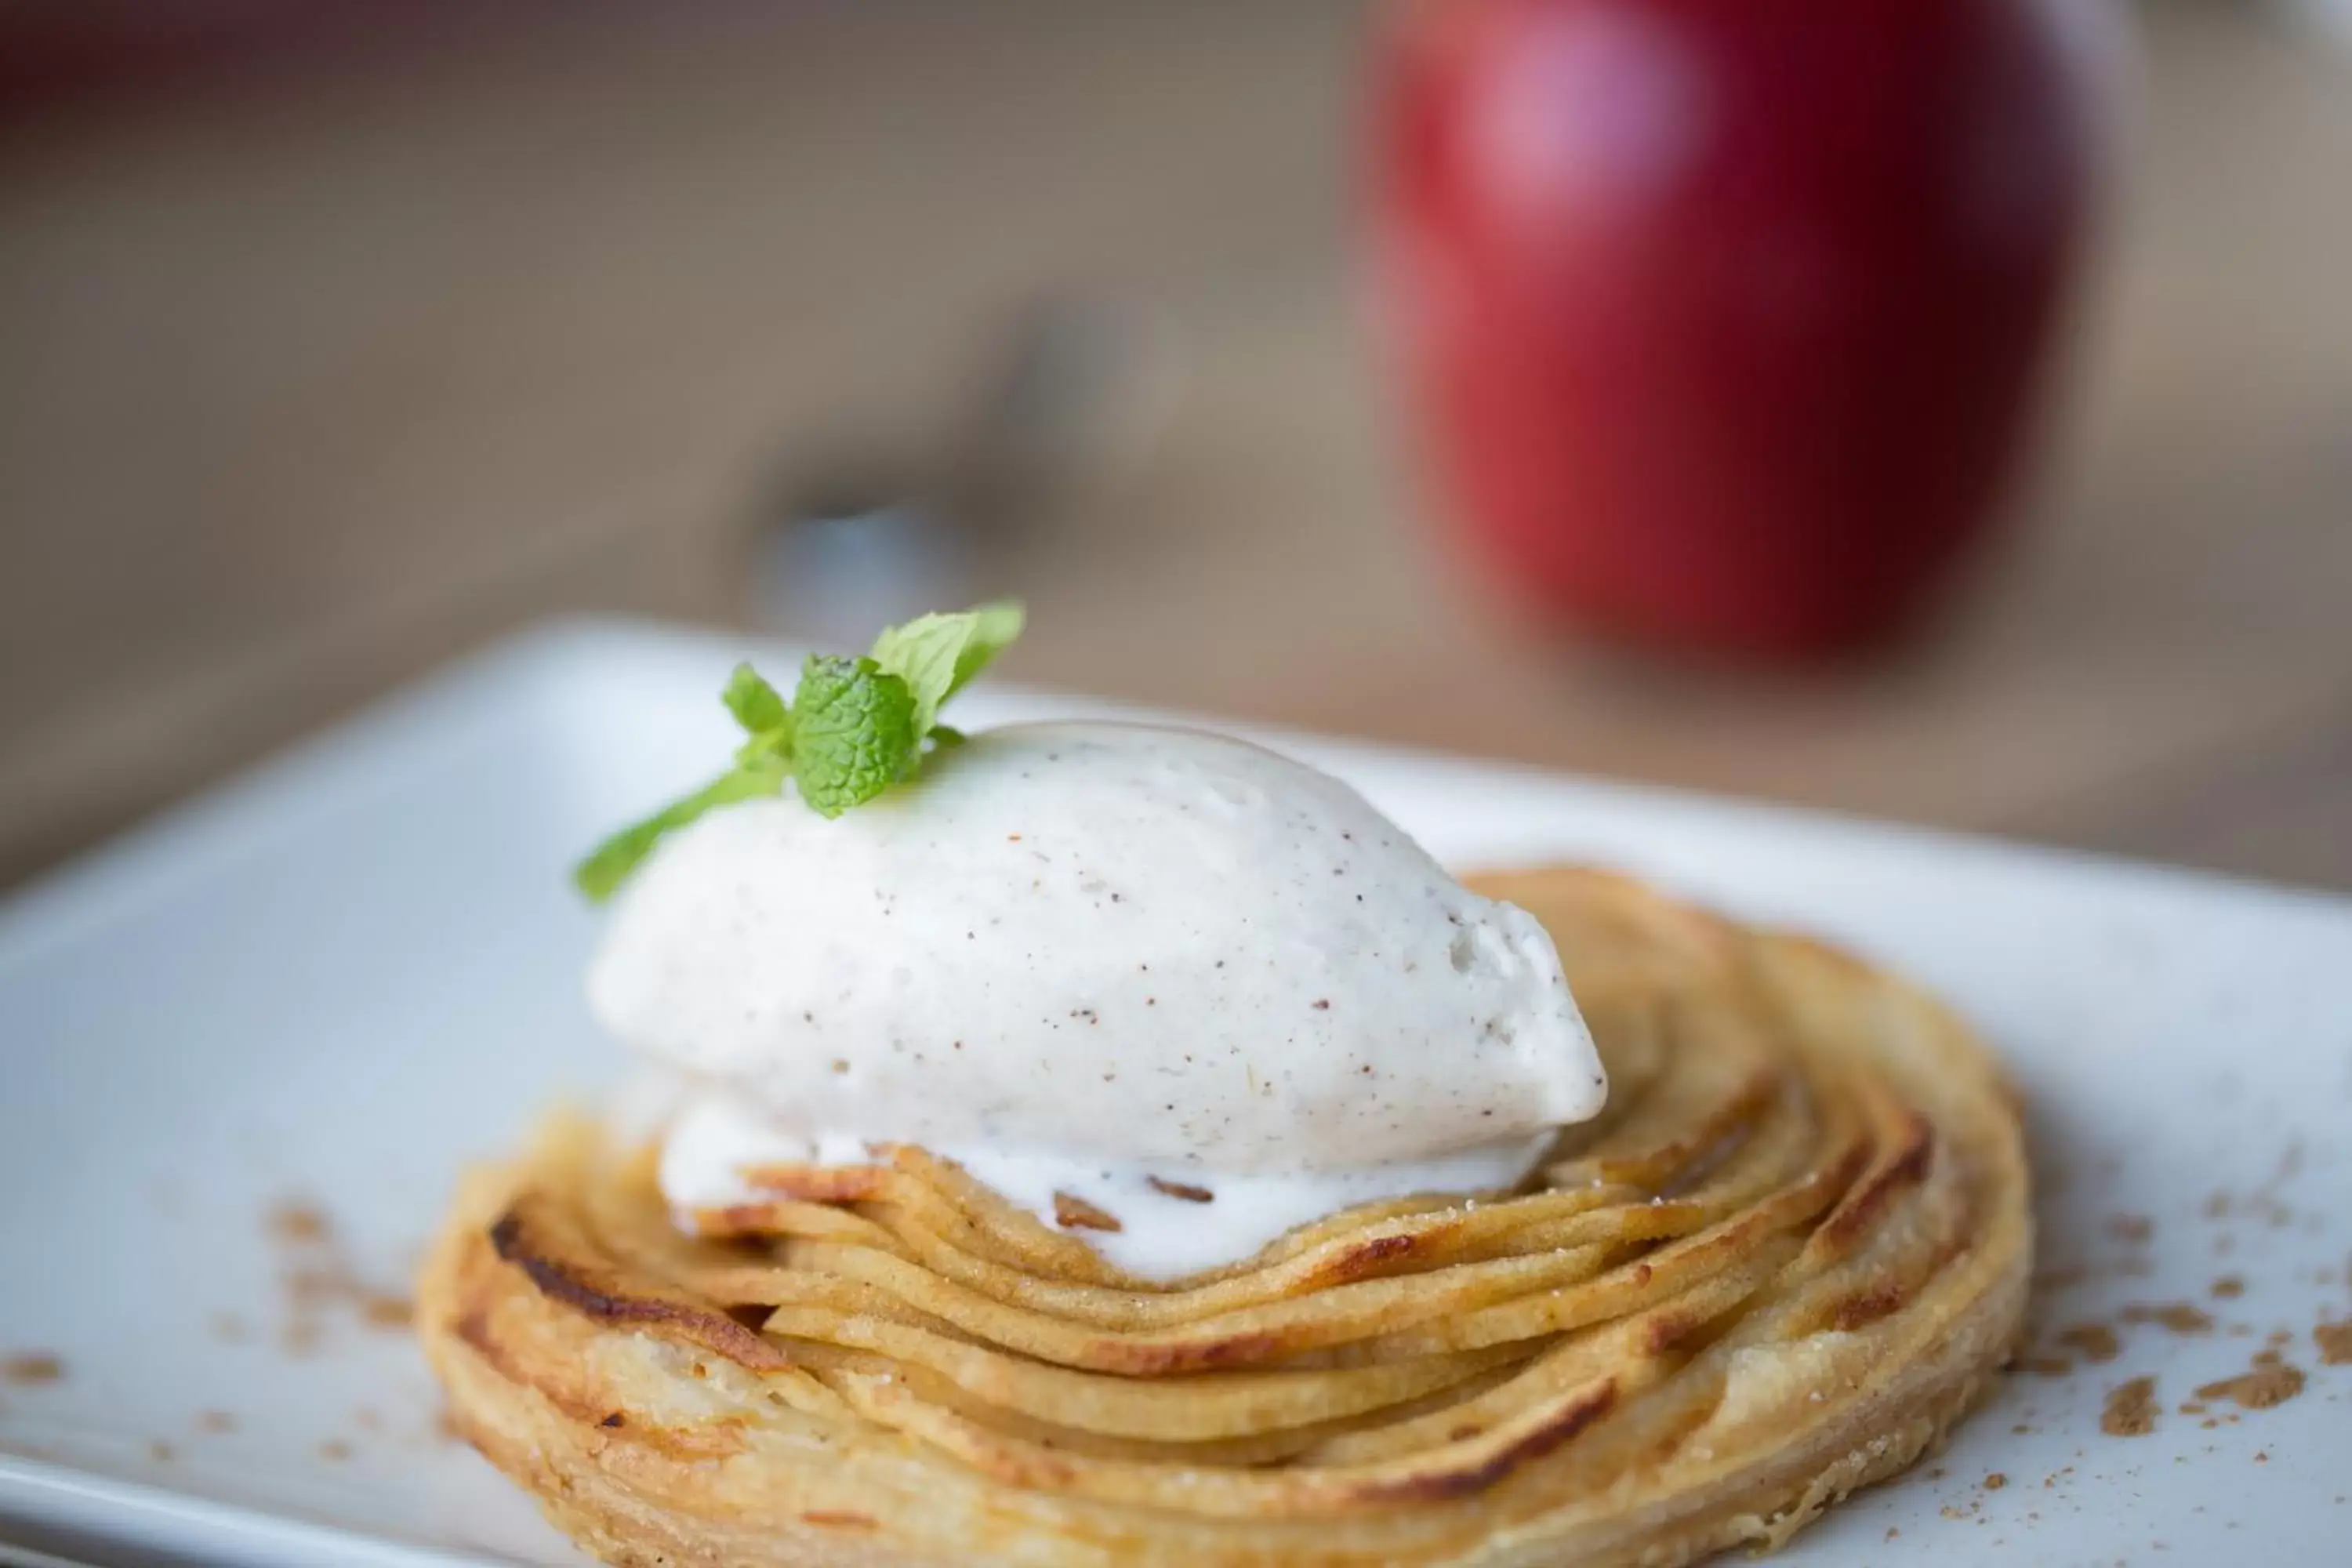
xmin=418 ymin=868 xmax=2032 ymax=1566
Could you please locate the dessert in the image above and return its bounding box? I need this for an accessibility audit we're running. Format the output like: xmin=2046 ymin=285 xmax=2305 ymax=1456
xmin=419 ymin=604 xmax=2031 ymax=1566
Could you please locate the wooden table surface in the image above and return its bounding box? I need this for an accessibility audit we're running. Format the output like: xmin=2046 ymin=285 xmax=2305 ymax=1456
xmin=3 ymin=2 xmax=2350 ymax=893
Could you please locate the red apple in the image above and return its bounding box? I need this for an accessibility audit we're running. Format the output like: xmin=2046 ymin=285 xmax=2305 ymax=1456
xmin=1373 ymin=0 xmax=2104 ymax=657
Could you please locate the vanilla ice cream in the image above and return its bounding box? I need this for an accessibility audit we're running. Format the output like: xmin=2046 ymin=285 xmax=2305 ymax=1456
xmin=591 ymin=721 xmax=1606 ymax=1277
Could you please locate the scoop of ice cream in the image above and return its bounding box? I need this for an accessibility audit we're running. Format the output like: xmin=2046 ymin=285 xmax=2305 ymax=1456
xmin=593 ymin=720 xmax=1603 ymax=1169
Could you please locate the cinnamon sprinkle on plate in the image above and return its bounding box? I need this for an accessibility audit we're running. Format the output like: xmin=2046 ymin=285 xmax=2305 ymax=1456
xmin=2122 ymin=1302 xmax=2214 ymax=1334
xmin=2100 ymin=1377 xmax=2159 ymax=1436
xmin=2196 ymin=1363 xmax=2306 ymax=1410
xmin=2056 ymin=1323 xmax=2120 ymax=1363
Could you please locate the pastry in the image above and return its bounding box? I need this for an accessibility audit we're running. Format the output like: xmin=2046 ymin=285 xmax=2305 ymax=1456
xmin=419 ymin=607 xmax=2029 ymax=1566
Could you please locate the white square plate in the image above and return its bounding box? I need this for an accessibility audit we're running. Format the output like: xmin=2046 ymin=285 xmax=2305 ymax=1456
xmin=2 ymin=620 xmax=2347 ymax=1566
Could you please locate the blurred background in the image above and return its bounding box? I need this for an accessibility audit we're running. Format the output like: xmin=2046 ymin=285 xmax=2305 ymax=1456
xmin=2 ymin=0 xmax=2349 ymax=893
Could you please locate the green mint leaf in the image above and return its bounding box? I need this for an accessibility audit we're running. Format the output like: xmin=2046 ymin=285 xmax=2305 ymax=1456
xmin=868 ymin=600 xmax=1025 ymax=737
xmin=575 ymin=607 xmax=1014 ymax=901
xmin=721 ymin=662 xmax=790 ymax=739
xmin=572 ymin=757 xmax=787 ymax=902
xmin=792 ymin=654 xmax=920 ymax=818
xmin=724 ymin=662 xmax=793 ymax=768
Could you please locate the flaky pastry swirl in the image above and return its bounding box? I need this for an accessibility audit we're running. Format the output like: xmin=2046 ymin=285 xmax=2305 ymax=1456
xmin=419 ymin=869 xmax=2030 ymax=1566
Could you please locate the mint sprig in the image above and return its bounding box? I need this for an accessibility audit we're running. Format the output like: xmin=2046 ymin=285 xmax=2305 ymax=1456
xmin=721 ymin=662 xmax=789 ymax=740
xmin=572 ymin=601 xmax=1023 ymax=901
xmin=792 ymin=655 xmax=919 ymax=818
xmin=572 ymin=757 xmax=786 ymax=902
xmin=869 ymin=600 xmax=1026 ymax=736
